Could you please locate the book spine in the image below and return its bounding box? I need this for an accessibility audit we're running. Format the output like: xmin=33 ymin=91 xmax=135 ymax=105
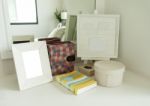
xmin=74 ymin=80 xmax=97 ymax=95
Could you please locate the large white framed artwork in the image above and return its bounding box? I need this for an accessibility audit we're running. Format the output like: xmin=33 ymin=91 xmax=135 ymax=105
xmin=77 ymin=14 xmax=120 ymax=59
xmin=12 ymin=41 xmax=53 ymax=90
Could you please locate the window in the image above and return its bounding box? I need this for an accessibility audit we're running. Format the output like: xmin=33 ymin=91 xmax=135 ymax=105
xmin=7 ymin=0 xmax=38 ymax=25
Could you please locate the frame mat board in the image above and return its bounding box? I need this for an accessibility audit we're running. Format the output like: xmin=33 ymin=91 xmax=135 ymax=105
xmin=12 ymin=41 xmax=53 ymax=90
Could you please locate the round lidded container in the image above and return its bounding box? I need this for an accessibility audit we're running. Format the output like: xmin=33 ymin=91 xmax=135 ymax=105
xmin=94 ymin=61 xmax=125 ymax=87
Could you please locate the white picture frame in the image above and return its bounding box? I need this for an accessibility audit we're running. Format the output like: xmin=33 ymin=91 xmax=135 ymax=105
xmin=77 ymin=14 xmax=120 ymax=59
xmin=12 ymin=41 xmax=53 ymax=90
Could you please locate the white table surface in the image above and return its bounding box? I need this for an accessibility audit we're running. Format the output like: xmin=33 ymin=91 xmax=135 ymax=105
xmin=0 ymin=71 xmax=150 ymax=106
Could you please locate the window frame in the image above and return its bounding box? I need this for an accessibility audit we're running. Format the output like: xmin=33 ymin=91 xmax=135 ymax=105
xmin=10 ymin=0 xmax=38 ymax=25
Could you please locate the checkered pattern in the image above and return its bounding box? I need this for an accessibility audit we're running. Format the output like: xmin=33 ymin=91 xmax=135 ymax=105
xmin=47 ymin=42 xmax=75 ymax=76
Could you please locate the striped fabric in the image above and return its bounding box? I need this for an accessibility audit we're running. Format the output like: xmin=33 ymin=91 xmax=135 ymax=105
xmin=56 ymin=71 xmax=97 ymax=95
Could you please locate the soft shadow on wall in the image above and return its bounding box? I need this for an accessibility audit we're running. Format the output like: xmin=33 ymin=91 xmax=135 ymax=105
xmin=0 ymin=57 xmax=16 ymax=77
xmin=105 ymin=0 xmax=150 ymax=78
xmin=64 ymin=0 xmax=95 ymax=14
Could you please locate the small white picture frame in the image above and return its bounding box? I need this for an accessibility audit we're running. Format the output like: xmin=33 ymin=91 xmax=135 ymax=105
xmin=12 ymin=41 xmax=53 ymax=90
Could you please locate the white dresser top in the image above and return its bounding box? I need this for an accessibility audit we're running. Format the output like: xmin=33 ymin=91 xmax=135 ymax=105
xmin=0 ymin=71 xmax=150 ymax=106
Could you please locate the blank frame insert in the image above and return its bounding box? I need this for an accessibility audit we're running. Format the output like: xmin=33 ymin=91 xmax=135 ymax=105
xmin=89 ymin=38 xmax=105 ymax=52
xmin=22 ymin=50 xmax=43 ymax=79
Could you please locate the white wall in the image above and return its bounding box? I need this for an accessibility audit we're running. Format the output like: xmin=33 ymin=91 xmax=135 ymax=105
xmin=0 ymin=58 xmax=15 ymax=77
xmin=64 ymin=0 xmax=95 ymax=14
xmin=0 ymin=0 xmax=62 ymax=77
xmin=104 ymin=0 xmax=150 ymax=77
xmin=0 ymin=0 xmax=14 ymax=77
xmin=0 ymin=59 xmax=3 ymax=76
xmin=96 ymin=0 xmax=105 ymax=13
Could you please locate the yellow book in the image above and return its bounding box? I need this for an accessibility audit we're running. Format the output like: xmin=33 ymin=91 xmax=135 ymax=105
xmin=55 ymin=71 xmax=76 ymax=82
xmin=74 ymin=80 xmax=97 ymax=95
xmin=70 ymin=78 xmax=93 ymax=91
xmin=55 ymin=71 xmax=97 ymax=95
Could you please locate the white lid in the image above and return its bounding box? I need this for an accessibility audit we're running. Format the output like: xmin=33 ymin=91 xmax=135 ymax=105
xmin=94 ymin=60 xmax=125 ymax=72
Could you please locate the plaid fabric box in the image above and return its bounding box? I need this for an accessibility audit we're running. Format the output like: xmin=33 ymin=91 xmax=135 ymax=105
xmin=47 ymin=42 xmax=75 ymax=76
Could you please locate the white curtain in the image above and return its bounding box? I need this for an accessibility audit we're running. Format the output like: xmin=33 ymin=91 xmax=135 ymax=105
xmin=0 ymin=0 xmax=12 ymax=59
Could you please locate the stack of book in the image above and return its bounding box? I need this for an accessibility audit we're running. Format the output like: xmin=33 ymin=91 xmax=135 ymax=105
xmin=55 ymin=71 xmax=97 ymax=95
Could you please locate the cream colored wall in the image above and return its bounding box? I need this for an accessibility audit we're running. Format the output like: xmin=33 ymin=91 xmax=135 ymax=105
xmin=104 ymin=0 xmax=150 ymax=77
xmin=64 ymin=0 xmax=95 ymax=14
xmin=96 ymin=0 xmax=105 ymax=13
xmin=0 ymin=58 xmax=3 ymax=76
xmin=64 ymin=0 xmax=106 ymax=14
xmin=0 ymin=58 xmax=15 ymax=77
xmin=0 ymin=0 xmax=13 ymax=77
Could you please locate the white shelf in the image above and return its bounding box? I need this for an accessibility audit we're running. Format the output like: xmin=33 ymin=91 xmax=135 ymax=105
xmin=0 ymin=71 xmax=150 ymax=106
